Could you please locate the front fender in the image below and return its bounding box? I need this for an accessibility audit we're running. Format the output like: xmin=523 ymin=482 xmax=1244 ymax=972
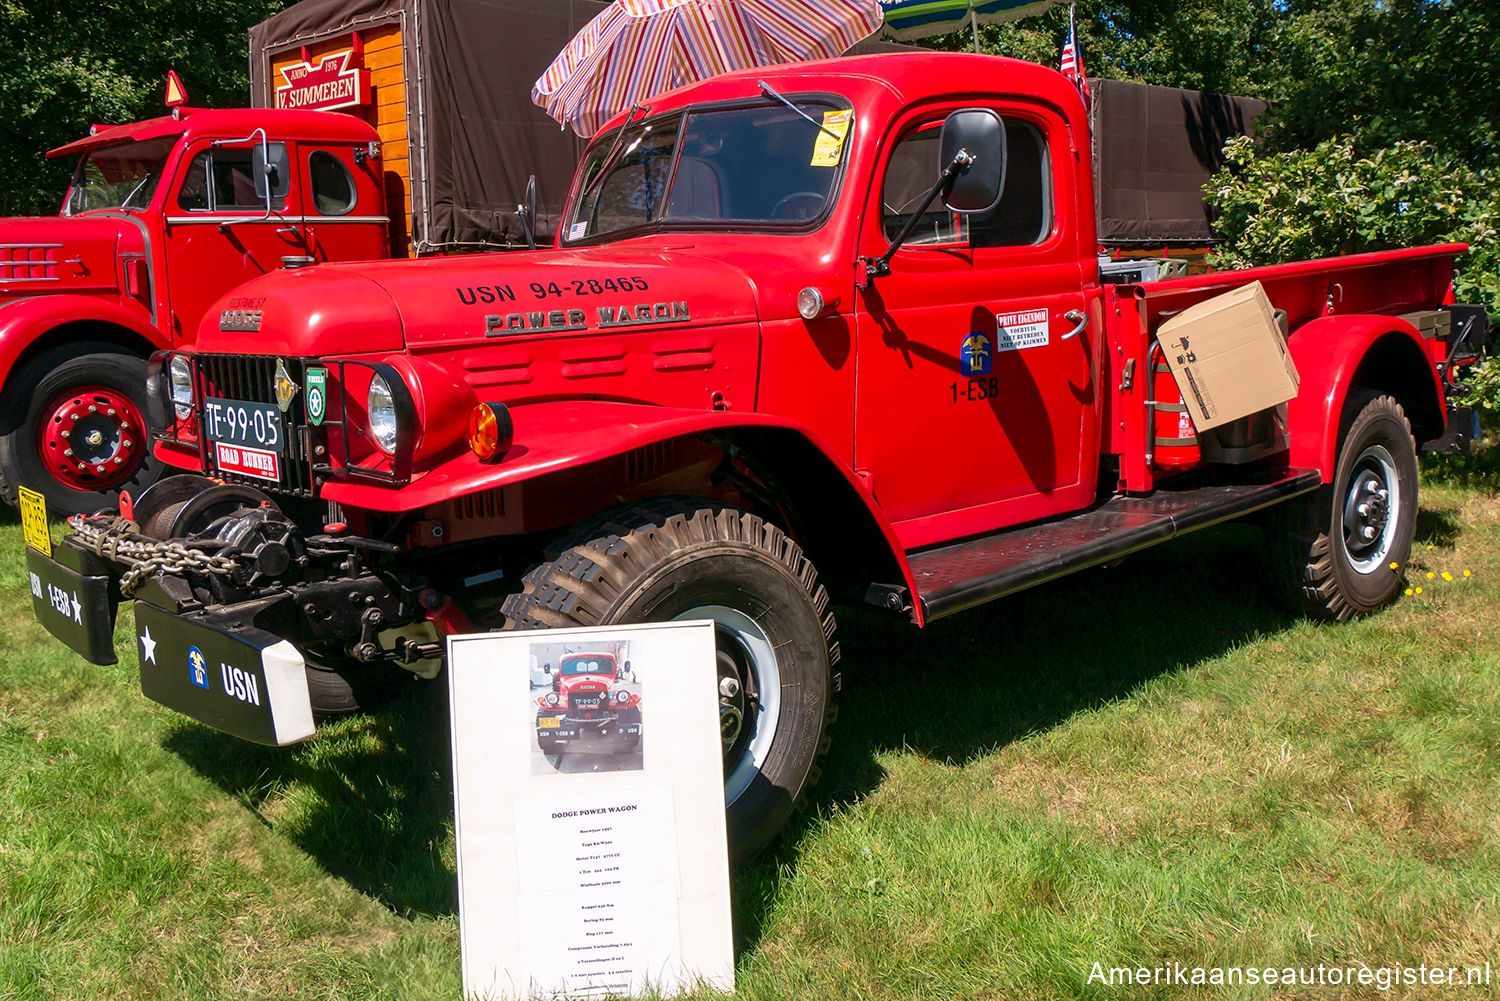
xmin=322 ymin=400 xmax=920 ymax=616
xmin=1287 ymin=315 xmax=1443 ymax=481
xmin=0 ymin=293 xmax=163 ymax=378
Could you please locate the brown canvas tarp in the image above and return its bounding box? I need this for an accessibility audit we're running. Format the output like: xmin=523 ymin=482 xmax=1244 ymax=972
xmin=249 ymin=0 xmax=605 ymax=250
xmin=1091 ymin=77 xmax=1267 ymax=245
xmin=250 ymin=4 xmax=1262 ymax=252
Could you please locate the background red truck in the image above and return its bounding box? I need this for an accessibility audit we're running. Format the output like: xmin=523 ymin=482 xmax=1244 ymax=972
xmin=25 ymin=52 xmax=1486 ymax=861
xmin=0 ymin=0 xmax=604 ymax=517
xmin=0 ymin=108 xmax=388 ymax=515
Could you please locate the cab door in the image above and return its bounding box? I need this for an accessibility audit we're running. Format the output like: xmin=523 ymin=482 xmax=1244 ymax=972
xmin=299 ymin=145 xmax=390 ymax=265
xmin=162 ymin=138 xmax=305 ymax=341
xmin=853 ymin=99 xmax=1099 ymax=550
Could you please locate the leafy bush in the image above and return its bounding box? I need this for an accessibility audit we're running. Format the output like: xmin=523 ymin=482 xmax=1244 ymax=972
xmin=1205 ymin=136 xmax=1500 ymax=425
xmin=1205 ymin=135 xmax=1499 ymax=310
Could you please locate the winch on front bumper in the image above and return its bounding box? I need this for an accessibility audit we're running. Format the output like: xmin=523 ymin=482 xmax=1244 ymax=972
xmin=24 ymin=474 xmax=442 ymax=746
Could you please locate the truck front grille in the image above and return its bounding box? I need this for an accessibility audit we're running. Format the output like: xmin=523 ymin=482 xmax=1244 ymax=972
xmin=194 ymin=354 xmax=316 ymax=497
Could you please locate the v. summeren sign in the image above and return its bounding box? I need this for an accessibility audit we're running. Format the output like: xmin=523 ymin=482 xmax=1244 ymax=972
xmin=274 ymin=49 xmax=369 ymax=112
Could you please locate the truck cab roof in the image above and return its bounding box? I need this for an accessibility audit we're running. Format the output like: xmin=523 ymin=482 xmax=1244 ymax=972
xmin=46 ymin=106 xmax=378 ymax=159
xmin=590 ymin=51 xmax=1086 ymax=135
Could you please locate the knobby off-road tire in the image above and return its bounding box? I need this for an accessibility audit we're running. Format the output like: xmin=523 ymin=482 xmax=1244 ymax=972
xmin=0 ymin=345 xmax=165 ymax=516
xmin=1293 ymin=393 xmax=1419 ymax=621
xmin=501 ymin=501 xmax=839 ymax=863
xmin=303 ymin=658 xmax=409 ymax=718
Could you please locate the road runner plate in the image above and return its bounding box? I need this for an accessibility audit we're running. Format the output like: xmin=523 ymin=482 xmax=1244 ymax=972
xmin=202 ymin=397 xmax=285 ymax=452
xmin=135 ymin=601 xmax=314 ymax=746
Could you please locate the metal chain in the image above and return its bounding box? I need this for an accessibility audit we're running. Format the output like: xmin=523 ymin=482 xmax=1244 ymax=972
xmin=67 ymin=515 xmax=241 ymax=597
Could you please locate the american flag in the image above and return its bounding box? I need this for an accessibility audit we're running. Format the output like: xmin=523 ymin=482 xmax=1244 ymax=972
xmin=1060 ymin=4 xmax=1090 ymax=111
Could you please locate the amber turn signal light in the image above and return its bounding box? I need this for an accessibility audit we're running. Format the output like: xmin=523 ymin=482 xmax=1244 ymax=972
xmin=467 ymin=401 xmax=514 ymax=462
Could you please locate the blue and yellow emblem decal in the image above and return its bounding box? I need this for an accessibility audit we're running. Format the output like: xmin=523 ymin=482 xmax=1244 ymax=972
xmin=188 ymin=646 xmax=210 ymax=690
xmin=960 ymin=332 xmax=992 ymax=376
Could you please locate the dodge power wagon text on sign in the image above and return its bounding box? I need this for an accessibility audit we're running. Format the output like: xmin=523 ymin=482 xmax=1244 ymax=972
xmin=24 ymin=53 xmax=1486 ymax=861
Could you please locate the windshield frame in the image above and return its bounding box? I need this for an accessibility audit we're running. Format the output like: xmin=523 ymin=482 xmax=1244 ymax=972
xmin=63 ymin=135 xmax=179 ymax=216
xmin=560 ymin=655 xmax=616 ymax=677
xmin=560 ymin=92 xmax=855 ymax=247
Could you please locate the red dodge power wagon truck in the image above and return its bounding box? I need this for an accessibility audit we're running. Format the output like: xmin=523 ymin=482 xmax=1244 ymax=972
xmin=535 ymin=652 xmax=643 ymax=760
xmin=24 ymin=53 xmax=1487 ymax=860
xmin=0 ymin=106 xmax=388 ymax=516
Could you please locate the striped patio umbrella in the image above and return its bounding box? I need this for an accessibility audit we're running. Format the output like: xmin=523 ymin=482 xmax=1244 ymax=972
xmin=533 ymin=0 xmax=883 ymax=136
xmin=878 ymin=0 xmax=1057 ymax=50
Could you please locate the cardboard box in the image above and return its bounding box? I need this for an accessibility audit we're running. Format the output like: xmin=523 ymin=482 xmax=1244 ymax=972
xmin=1157 ymin=281 xmax=1300 ymax=432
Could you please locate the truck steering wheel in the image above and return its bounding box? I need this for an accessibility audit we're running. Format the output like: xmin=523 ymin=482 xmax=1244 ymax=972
xmin=772 ymin=191 xmax=826 ymax=221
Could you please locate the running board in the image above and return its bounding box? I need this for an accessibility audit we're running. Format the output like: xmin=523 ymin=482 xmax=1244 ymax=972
xmin=883 ymin=467 xmax=1323 ymax=622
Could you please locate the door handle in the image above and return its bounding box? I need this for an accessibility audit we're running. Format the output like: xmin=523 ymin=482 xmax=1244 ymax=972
xmin=1060 ymin=309 xmax=1088 ymax=341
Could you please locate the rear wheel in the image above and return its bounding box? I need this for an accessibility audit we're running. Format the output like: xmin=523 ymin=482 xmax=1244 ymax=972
xmin=501 ymin=501 xmax=838 ymax=862
xmin=1292 ymin=393 xmax=1418 ymax=620
xmin=0 ymin=345 xmax=165 ymax=516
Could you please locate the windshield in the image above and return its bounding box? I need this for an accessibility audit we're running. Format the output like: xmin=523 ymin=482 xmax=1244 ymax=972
xmin=561 ymin=656 xmax=615 ymax=677
xmin=563 ymin=98 xmax=851 ymax=243
xmin=64 ymin=136 xmax=177 ymax=214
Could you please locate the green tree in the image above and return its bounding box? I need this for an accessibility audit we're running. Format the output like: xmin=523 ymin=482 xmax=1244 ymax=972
xmin=924 ymin=0 xmax=1499 ymax=171
xmin=0 ymin=0 xmax=285 ymax=215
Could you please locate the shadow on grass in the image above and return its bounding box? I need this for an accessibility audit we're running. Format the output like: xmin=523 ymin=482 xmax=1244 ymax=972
xmin=1422 ymin=439 xmax=1500 ymax=491
xmin=1416 ymin=508 xmax=1463 ymax=548
xmin=732 ymin=522 xmax=1299 ymax=950
xmin=167 ymin=522 xmax=1299 ymax=940
xmin=165 ymin=680 xmax=457 ymax=918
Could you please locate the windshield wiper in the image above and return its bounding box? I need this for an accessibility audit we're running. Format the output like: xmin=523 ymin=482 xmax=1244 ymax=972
xmin=580 ymin=103 xmax=651 ymax=202
xmin=757 ymin=81 xmax=842 ymax=141
xmin=119 ymin=172 xmax=153 ymax=211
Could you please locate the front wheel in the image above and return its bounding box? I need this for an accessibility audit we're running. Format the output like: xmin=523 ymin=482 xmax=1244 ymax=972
xmin=1292 ymin=393 xmax=1419 ymax=620
xmin=501 ymin=501 xmax=838 ymax=863
xmin=0 ymin=345 xmax=165 ymax=516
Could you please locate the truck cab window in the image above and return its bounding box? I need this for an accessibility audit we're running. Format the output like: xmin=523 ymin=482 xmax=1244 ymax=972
xmin=882 ymin=116 xmax=1050 ymax=248
xmin=563 ymin=98 xmax=850 ymax=242
xmin=309 ymin=151 xmax=356 ymax=216
xmin=176 ymin=144 xmax=289 ymax=213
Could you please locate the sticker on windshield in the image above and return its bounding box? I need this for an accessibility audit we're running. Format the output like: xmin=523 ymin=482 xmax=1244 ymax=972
xmin=995 ymin=308 xmax=1050 ymax=351
xmin=810 ymin=110 xmax=852 ymax=167
xmin=568 ymin=222 xmax=588 ymax=241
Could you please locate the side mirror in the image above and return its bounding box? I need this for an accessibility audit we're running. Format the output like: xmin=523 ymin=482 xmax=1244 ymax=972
xmin=518 ymin=174 xmax=538 ymax=250
xmin=251 ymin=141 xmax=290 ymax=202
xmin=939 ymin=109 xmax=1006 ymax=214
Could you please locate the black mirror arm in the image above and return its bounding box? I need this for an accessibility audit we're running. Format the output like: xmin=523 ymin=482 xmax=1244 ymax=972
xmin=859 ymin=148 xmax=975 ymax=287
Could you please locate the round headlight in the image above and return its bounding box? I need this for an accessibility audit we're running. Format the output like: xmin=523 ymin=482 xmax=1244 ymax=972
xmin=545 ymin=692 xmax=559 ymax=707
xmin=616 ymin=690 xmax=630 ymax=704
xmin=367 ymin=374 xmax=398 ymax=454
xmin=169 ymin=355 xmax=193 ymax=420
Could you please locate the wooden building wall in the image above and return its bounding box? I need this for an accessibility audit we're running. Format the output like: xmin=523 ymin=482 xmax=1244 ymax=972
xmin=268 ymin=23 xmax=413 ymax=256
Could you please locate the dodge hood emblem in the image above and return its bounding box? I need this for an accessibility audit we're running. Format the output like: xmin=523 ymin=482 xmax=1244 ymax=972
xmin=274 ymin=359 xmax=298 ymax=413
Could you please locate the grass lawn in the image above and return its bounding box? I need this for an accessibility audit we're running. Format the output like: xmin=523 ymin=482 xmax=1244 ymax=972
xmin=3 ymin=452 xmax=1499 ymax=999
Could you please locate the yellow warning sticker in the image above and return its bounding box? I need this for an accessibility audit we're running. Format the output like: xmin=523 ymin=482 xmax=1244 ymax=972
xmin=19 ymin=485 xmax=50 ymax=556
xmin=810 ymin=110 xmax=853 ymax=167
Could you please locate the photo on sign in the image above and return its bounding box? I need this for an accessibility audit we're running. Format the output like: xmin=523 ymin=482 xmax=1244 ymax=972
xmin=530 ymin=638 xmax=643 ymax=776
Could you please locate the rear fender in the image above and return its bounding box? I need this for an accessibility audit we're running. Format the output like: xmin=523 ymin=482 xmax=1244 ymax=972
xmin=0 ymin=294 xmax=163 ymax=375
xmin=0 ymin=295 xmax=164 ymax=430
xmin=321 ymin=401 xmax=920 ymax=619
xmin=1287 ymin=315 xmax=1443 ymax=481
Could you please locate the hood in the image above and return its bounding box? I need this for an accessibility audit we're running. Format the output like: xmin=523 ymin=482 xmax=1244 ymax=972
xmin=0 ymin=215 xmax=138 ymax=297
xmin=333 ymin=244 xmax=760 ymax=348
xmin=192 ymin=265 xmax=407 ymax=356
xmin=560 ymin=674 xmax=614 ymax=694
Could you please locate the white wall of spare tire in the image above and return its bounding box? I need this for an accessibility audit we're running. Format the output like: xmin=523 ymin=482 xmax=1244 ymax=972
xmin=1340 ymin=442 xmax=1401 ymax=575
xmin=676 ymin=604 xmax=781 ymax=806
